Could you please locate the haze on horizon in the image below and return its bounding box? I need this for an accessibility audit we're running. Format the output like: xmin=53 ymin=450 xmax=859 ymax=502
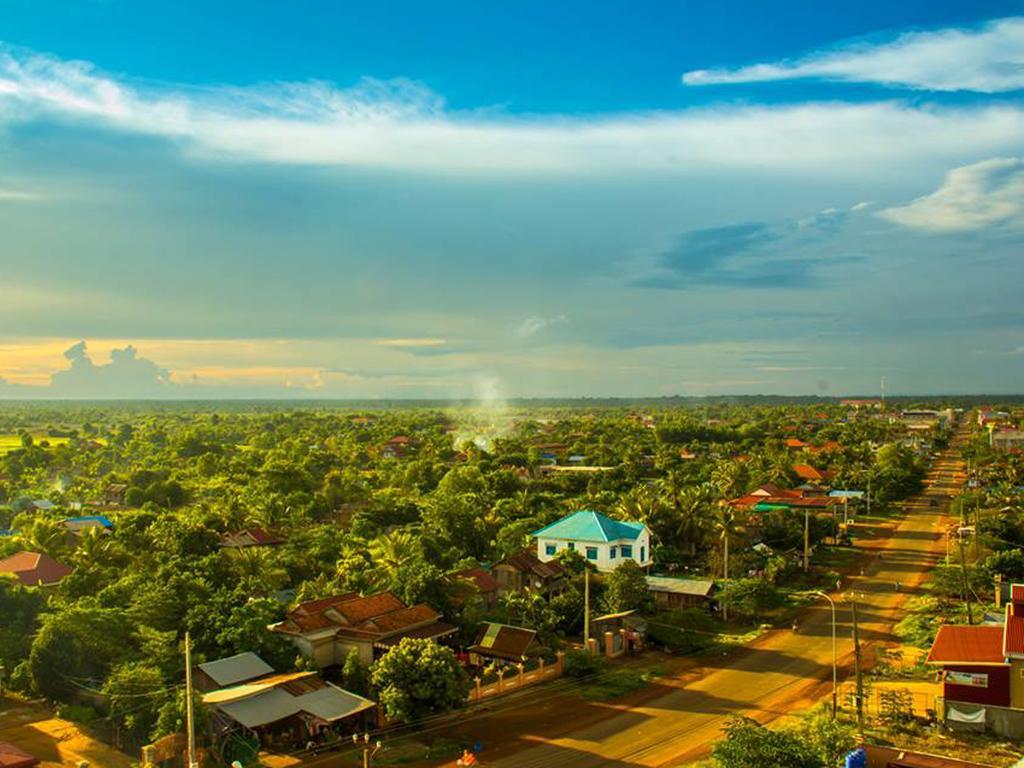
xmin=2 ymin=1 xmax=1024 ymax=400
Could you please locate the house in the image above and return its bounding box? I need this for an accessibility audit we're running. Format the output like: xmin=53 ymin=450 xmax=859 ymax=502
xmin=219 ymin=527 xmax=284 ymax=549
xmin=792 ymin=464 xmax=832 ymax=484
xmin=467 ymin=622 xmax=542 ymax=665
xmin=0 ymin=743 xmax=39 ymax=768
xmin=991 ymin=429 xmax=1024 ymax=452
xmin=25 ymin=500 xmax=54 ymax=512
xmin=0 ymin=552 xmax=72 ymax=587
xmin=269 ymin=592 xmax=457 ymax=667
xmin=382 ymin=436 xmax=415 ymax=459
xmin=646 ymin=576 xmax=716 ymax=611
xmin=785 ymin=438 xmax=809 ymax=449
xmin=448 ymin=567 xmax=500 ymax=609
xmin=193 ymin=652 xmax=274 ymax=693
xmin=492 ymin=549 xmax=566 ymax=597
xmin=926 ymin=584 xmax=1024 ymax=733
xmin=532 ymin=510 xmax=652 ymax=573
xmin=62 ymin=515 xmax=114 ymax=536
xmin=198 ymin=654 xmax=375 ymax=747
xmin=103 ymin=483 xmax=128 ymax=506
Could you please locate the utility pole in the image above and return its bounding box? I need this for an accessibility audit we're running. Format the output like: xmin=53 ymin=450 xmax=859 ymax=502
xmin=185 ymin=632 xmax=198 ymax=768
xmin=583 ymin=567 xmax=590 ymax=648
xmin=866 ymin=477 xmax=871 ymax=517
xmin=803 ymin=508 xmax=810 ymax=572
xmin=851 ymin=597 xmax=865 ymax=737
xmin=721 ymin=528 xmax=730 ymax=622
xmin=958 ymin=535 xmax=974 ymax=625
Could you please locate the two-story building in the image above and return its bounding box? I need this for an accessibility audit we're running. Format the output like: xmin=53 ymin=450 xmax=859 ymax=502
xmin=532 ymin=510 xmax=652 ymax=572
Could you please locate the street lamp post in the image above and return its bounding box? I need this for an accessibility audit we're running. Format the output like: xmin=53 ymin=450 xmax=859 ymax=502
xmin=809 ymin=590 xmax=838 ymax=718
xmin=353 ymin=733 xmax=382 ymax=768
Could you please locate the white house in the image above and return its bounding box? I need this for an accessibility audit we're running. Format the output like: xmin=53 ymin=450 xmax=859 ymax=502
xmin=532 ymin=510 xmax=652 ymax=572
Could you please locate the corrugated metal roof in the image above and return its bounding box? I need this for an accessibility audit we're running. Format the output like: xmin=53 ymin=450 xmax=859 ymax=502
xmin=215 ymin=683 xmax=373 ymax=729
xmin=198 ymin=652 xmax=275 ymax=688
xmin=926 ymin=625 xmax=1006 ymax=665
xmin=646 ymin=576 xmax=715 ymax=597
xmin=532 ymin=511 xmax=644 ymax=542
xmin=294 ymin=684 xmax=374 ymax=722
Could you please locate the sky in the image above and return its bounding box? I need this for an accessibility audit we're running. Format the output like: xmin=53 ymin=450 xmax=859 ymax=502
xmin=1 ymin=1 xmax=1024 ymax=399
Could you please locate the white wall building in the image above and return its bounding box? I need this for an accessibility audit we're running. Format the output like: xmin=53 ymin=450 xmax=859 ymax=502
xmin=532 ymin=510 xmax=652 ymax=573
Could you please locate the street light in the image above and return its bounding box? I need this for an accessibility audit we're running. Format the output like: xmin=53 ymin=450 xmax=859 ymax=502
xmin=353 ymin=733 xmax=382 ymax=768
xmin=808 ymin=590 xmax=838 ymax=718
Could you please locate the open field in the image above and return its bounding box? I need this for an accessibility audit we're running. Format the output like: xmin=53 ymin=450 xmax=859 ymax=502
xmin=0 ymin=434 xmax=72 ymax=455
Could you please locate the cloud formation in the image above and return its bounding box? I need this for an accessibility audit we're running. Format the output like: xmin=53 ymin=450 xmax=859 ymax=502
xmin=2 ymin=45 xmax=1024 ymax=175
xmin=682 ymin=16 xmax=1024 ymax=93
xmin=879 ymin=157 xmax=1024 ymax=231
xmin=47 ymin=341 xmax=173 ymax=398
xmin=514 ymin=315 xmax=568 ymax=338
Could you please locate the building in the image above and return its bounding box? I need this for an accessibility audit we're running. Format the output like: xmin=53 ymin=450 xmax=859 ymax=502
xmin=0 ymin=743 xmax=39 ymax=768
xmin=492 ymin=549 xmax=566 ymax=597
xmin=103 ymin=484 xmax=128 ymax=506
xmin=62 ymin=515 xmax=114 ymax=536
xmin=447 ymin=567 xmax=500 ymax=609
xmin=269 ymin=592 xmax=457 ymax=667
xmin=792 ymin=464 xmax=832 ymax=484
xmin=467 ymin=622 xmax=542 ymax=665
xmin=0 ymin=551 xmax=72 ymax=587
xmin=193 ymin=652 xmax=275 ymax=693
xmin=219 ymin=527 xmax=284 ymax=548
xmin=926 ymin=584 xmax=1024 ymax=735
xmin=532 ymin=510 xmax=652 ymax=572
xmin=198 ymin=654 xmax=375 ymax=748
xmin=646 ymin=576 xmax=716 ymax=611
xmin=991 ymin=429 xmax=1024 ymax=452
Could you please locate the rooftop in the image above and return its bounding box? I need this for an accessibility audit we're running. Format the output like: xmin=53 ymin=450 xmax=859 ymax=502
xmin=0 ymin=551 xmax=72 ymax=587
xmin=532 ymin=510 xmax=644 ymax=542
xmin=926 ymin=625 xmax=1006 ymax=666
xmin=197 ymin=652 xmax=274 ymax=688
xmin=646 ymin=576 xmax=715 ymax=597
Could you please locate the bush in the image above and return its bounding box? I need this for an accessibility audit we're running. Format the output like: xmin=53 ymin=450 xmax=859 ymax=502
xmin=565 ymin=649 xmax=605 ymax=678
xmin=56 ymin=703 xmax=98 ymax=725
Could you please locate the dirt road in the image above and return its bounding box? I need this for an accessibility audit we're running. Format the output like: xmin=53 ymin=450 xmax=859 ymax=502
xmin=479 ymin=431 xmax=968 ymax=767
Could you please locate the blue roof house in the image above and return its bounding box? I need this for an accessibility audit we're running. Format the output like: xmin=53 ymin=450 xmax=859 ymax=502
xmin=531 ymin=510 xmax=652 ymax=573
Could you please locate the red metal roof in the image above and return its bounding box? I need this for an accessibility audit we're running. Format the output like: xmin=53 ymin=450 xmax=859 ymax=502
xmin=793 ymin=464 xmax=829 ymax=482
xmin=0 ymin=552 xmax=72 ymax=587
xmin=1004 ymin=608 xmax=1024 ymax=657
xmin=927 ymin=625 xmax=1006 ymax=665
xmin=1011 ymin=583 xmax=1024 ymax=604
xmin=451 ymin=567 xmax=500 ymax=594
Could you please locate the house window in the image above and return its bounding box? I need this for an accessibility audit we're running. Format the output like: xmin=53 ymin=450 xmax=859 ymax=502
xmin=610 ymin=546 xmax=617 ymax=559
xmin=567 ymin=542 xmax=575 ymax=551
xmin=641 ymin=546 xmax=646 ymax=562
xmin=545 ymin=543 xmax=557 ymax=556
xmin=620 ymin=545 xmax=633 ymax=558
xmin=586 ymin=546 xmax=598 ymax=561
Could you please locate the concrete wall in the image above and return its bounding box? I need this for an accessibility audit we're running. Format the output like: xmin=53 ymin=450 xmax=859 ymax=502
xmin=1011 ymin=659 xmax=1024 ymax=709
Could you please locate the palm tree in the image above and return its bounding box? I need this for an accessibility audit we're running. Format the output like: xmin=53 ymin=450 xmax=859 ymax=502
xmin=671 ymin=483 xmax=715 ymax=556
xmin=368 ymin=528 xmax=421 ymax=587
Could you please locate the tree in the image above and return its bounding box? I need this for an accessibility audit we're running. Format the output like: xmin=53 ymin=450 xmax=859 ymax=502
xmin=370 ymin=638 xmax=469 ymax=722
xmin=712 ymin=716 xmax=819 ymax=768
xmin=342 ymin=647 xmax=369 ymax=696
xmin=602 ymin=560 xmax=654 ymax=614
xmin=103 ymin=662 xmax=167 ymax=743
xmin=716 ymin=579 xmax=786 ymax=623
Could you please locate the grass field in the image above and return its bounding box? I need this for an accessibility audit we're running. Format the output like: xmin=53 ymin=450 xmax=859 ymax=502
xmin=0 ymin=434 xmax=73 ymax=455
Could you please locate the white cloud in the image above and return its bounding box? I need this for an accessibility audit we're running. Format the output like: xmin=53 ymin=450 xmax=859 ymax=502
xmin=879 ymin=157 xmax=1024 ymax=231
xmin=0 ymin=188 xmax=42 ymax=201
xmin=682 ymin=16 xmax=1024 ymax=93
xmin=2 ymin=45 xmax=1024 ymax=175
xmin=514 ymin=314 xmax=568 ymax=338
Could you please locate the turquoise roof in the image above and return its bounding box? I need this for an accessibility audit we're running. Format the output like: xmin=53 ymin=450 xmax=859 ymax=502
xmin=532 ymin=510 xmax=644 ymax=542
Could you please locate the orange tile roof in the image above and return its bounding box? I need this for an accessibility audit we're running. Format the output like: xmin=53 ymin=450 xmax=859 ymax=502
xmin=0 ymin=551 xmax=72 ymax=587
xmin=926 ymin=625 xmax=1006 ymax=665
xmin=793 ymin=464 xmax=829 ymax=482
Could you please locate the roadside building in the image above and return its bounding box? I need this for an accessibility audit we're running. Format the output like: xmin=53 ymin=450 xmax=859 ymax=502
xmin=198 ymin=654 xmax=375 ymax=749
xmin=492 ymin=549 xmax=566 ymax=597
xmin=103 ymin=483 xmax=128 ymax=506
xmin=645 ymin=576 xmax=716 ymax=611
xmin=532 ymin=510 xmax=652 ymax=573
xmin=269 ymin=591 xmax=457 ymax=667
xmin=926 ymin=583 xmax=1024 ymax=736
xmin=467 ymin=622 xmax=542 ymax=666
xmin=991 ymin=428 xmax=1024 ymax=453
xmin=0 ymin=551 xmax=72 ymax=587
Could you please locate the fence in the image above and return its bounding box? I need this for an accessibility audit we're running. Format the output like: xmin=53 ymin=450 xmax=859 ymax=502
xmin=468 ymin=652 xmax=565 ymax=703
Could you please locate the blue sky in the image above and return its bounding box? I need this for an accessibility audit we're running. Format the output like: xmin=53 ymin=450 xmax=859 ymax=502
xmin=1 ymin=1 xmax=1024 ymax=398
